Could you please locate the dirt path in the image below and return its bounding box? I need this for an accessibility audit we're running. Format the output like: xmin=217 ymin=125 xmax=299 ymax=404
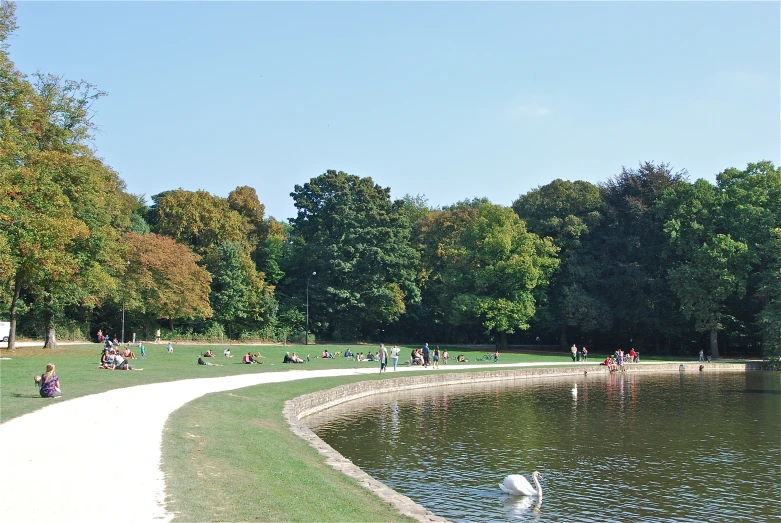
xmin=0 ymin=363 xmax=578 ymax=522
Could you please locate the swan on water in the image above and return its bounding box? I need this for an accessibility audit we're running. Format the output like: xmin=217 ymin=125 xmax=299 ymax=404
xmin=499 ymin=471 xmax=543 ymax=497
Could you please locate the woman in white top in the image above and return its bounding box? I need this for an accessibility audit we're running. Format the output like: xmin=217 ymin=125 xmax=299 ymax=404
xmin=390 ymin=345 xmax=401 ymax=371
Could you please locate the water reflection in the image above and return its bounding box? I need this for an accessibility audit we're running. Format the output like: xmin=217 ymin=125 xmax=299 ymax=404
xmin=306 ymin=372 xmax=781 ymax=523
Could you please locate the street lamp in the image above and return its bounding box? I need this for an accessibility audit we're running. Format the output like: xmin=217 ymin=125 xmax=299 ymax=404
xmin=121 ymin=260 xmax=129 ymax=343
xmin=306 ymin=271 xmax=316 ymax=345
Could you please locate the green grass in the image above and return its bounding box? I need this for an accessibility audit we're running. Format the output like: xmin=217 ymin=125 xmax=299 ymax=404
xmin=0 ymin=343 xmax=568 ymax=422
xmin=163 ymin=374 xmax=418 ymax=522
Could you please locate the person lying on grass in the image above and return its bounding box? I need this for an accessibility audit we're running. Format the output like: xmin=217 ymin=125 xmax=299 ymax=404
xmin=198 ymin=357 xmax=222 ymax=366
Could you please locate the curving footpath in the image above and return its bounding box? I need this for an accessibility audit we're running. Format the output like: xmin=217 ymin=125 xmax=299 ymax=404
xmin=0 ymin=361 xmax=689 ymax=522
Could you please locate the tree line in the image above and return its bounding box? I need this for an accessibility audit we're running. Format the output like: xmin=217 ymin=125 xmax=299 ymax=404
xmin=1 ymin=3 xmax=778 ymax=362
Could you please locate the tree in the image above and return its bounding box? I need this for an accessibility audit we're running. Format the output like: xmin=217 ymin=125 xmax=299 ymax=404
xmin=716 ymin=161 xmax=781 ymax=357
xmin=422 ymin=200 xmax=559 ymax=348
xmin=596 ymin=162 xmax=688 ymax=352
xmin=660 ymin=179 xmax=750 ymax=358
xmin=0 ymin=7 xmax=129 ymax=348
xmin=121 ymin=232 xmax=212 ymax=330
xmin=204 ymin=240 xmax=273 ymax=339
xmin=149 ymin=189 xmax=248 ymax=256
xmin=287 ymin=170 xmax=420 ymax=340
xmin=513 ymin=179 xmax=608 ymax=347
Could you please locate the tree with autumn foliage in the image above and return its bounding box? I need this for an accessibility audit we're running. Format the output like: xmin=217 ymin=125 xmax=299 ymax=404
xmin=121 ymin=232 xmax=212 ymax=331
xmin=0 ymin=3 xmax=130 ymax=348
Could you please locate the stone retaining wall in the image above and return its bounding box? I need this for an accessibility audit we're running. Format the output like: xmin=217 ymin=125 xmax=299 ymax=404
xmin=283 ymin=362 xmax=758 ymax=522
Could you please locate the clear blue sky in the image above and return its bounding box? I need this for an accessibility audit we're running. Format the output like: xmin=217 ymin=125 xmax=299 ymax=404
xmin=10 ymin=2 xmax=780 ymax=222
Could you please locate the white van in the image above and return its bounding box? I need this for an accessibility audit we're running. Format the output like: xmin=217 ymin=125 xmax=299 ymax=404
xmin=0 ymin=321 xmax=9 ymax=342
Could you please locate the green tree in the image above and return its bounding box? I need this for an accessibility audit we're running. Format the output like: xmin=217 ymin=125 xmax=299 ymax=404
xmin=513 ymin=179 xmax=608 ymax=347
xmin=287 ymin=170 xmax=420 ymax=340
xmin=596 ymin=162 xmax=688 ymax=352
xmin=660 ymin=179 xmax=750 ymax=358
xmin=204 ymin=240 xmax=273 ymax=339
xmin=424 ymin=200 xmax=559 ymax=348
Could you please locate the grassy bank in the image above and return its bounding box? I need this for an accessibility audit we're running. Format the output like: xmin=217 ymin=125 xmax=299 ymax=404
xmin=0 ymin=343 xmax=568 ymax=422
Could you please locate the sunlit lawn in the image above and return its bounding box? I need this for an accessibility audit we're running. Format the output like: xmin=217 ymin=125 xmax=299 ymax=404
xmin=0 ymin=342 xmax=572 ymax=422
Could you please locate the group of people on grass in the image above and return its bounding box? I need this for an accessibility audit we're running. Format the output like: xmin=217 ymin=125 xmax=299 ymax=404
xmin=283 ymin=352 xmax=306 ymax=364
xmin=99 ymin=340 xmax=142 ymax=370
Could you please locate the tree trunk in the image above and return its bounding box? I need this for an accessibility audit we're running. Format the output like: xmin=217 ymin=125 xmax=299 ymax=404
xmin=499 ymin=331 xmax=508 ymax=351
xmin=709 ymin=327 xmax=719 ymax=359
xmin=8 ymin=273 xmax=23 ymax=351
xmin=43 ymin=307 xmax=58 ymax=349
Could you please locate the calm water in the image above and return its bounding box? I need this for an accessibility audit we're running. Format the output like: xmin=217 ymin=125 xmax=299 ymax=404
xmin=306 ymin=371 xmax=781 ymax=522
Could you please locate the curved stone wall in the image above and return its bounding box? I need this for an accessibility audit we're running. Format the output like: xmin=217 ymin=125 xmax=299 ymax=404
xmin=283 ymin=363 xmax=757 ymax=522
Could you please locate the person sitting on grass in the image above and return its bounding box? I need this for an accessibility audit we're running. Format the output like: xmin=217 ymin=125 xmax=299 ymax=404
xmin=223 ymin=348 xmax=232 ymax=357
xmin=243 ymin=352 xmax=262 ymax=364
xmin=112 ymin=350 xmax=137 ymax=370
xmin=291 ymin=352 xmax=305 ymax=363
xmin=34 ymin=363 xmax=62 ymax=398
xmin=203 ymin=349 xmax=215 ymax=358
xmin=122 ymin=345 xmax=136 ymax=359
xmin=456 ymin=354 xmax=467 ymax=362
xmin=198 ymin=357 xmax=222 ymax=366
xmin=344 ymin=348 xmax=354 ymax=358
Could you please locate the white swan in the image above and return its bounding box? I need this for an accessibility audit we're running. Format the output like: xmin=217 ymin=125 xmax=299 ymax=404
xmin=499 ymin=471 xmax=543 ymax=497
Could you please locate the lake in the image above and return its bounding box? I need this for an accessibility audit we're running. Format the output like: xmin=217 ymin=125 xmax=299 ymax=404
xmin=306 ymin=370 xmax=781 ymax=522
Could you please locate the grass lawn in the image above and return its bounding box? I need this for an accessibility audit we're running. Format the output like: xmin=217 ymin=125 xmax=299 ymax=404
xmin=0 ymin=342 xmax=629 ymax=521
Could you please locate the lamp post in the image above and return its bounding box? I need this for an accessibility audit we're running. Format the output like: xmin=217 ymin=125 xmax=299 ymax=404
xmin=121 ymin=260 xmax=129 ymax=343
xmin=306 ymin=271 xmax=316 ymax=345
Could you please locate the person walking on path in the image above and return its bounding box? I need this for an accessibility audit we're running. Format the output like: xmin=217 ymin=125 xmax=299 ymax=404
xmin=379 ymin=344 xmax=389 ymax=373
xmin=432 ymin=346 xmax=440 ymax=369
xmin=571 ymin=344 xmax=577 ymax=362
xmin=422 ymin=343 xmax=431 ymax=367
xmin=391 ymin=345 xmax=400 ymax=371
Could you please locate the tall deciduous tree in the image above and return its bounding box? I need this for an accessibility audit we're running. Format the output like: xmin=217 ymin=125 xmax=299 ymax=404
xmin=513 ymin=179 xmax=608 ymax=347
xmin=288 ymin=170 xmax=420 ymax=340
xmin=204 ymin=240 xmax=273 ymax=339
xmin=660 ymin=179 xmax=750 ymax=358
xmin=596 ymin=162 xmax=688 ymax=351
xmin=423 ymin=200 xmax=559 ymax=348
xmin=149 ymin=189 xmax=248 ymax=256
xmin=122 ymin=232 xmax=212 ymax=330
xmin=0 ymin=5 xmax=129 ymax=348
